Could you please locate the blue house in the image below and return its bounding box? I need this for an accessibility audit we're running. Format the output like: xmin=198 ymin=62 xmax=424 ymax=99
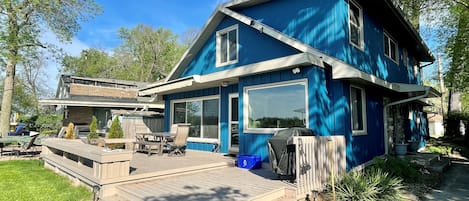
xmin=139 ymin=0 xmax=439 ymax=168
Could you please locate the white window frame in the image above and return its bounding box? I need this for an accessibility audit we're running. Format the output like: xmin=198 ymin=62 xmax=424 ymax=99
xmin=412 ymin=57 xmax=419 ymax=77
xmin=170 ymin=95 xmax=220 ymax=143
xmin=348 ymin=0 xmax=364 ymax=50
xmin=350 ymin=85 xmax=367 ymax=136
xmin=383 ymin=31 xmax=399 ymax=63
xmin=243 ymin=79 xmax=309 ymax=134
xmin=216 ymin=24 xmax=239 ymax=67
xmin=402 ymin=48 xmax=408 ymax=68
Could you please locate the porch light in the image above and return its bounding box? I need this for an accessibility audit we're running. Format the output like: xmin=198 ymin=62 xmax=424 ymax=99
xmin=292 ymin=67 xmax=301 ymax=74
xmin=221 ymin=81 xmax=229 ymax=87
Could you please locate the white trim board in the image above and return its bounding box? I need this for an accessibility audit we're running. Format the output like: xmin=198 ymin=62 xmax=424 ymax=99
xmin=139 ymin=53 xmax=322 ymax=96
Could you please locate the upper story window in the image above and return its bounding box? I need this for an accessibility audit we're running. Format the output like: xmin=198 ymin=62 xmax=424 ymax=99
xmin=402 ymin=48 xmax=408 ymax=67
xmin=216 ymin=24 xmax=238 ymax=67
xmin=348 ymin=0 xmax=364 ymax=49
xmin=384 ymin=31 xmax=398 ymax=63
xmin=350 ymin=85 xmax=367 ymax=135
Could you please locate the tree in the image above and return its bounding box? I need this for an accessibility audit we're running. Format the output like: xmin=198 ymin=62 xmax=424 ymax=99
xmin=0 ymin=0 xmax=102 ymax=137
xmin=61 ymin=48 xmax=115 ymax=78
xmin=113 ymin=24 xmax=186 ymax=82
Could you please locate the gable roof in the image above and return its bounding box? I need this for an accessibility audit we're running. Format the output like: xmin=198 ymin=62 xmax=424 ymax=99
xmin=164 ymin=0 xmax=434 ymax=82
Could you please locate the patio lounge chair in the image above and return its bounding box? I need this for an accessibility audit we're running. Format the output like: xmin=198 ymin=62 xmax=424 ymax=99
xmin=13 ymin=134 xmax=40 ymax=156
xmin=166 ymin=124 xmax=190 ymax=156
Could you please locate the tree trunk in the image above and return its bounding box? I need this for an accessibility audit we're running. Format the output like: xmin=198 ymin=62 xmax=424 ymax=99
xmin=0 ymin=58 xmax=17 ymax=137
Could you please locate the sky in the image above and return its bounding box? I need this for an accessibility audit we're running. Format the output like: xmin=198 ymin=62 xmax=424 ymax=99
xmin=44 ymin=0 xmax=227 ymax=91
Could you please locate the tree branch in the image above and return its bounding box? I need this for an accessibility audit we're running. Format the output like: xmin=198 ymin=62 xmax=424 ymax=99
xmin=452 ymin=0 xmax=469 ymax=10
xmin=19 ymin=42 xmax=46 ymax=49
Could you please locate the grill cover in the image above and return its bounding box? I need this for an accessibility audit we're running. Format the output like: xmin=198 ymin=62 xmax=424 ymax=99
xmin=268 ymin=128 xmax=314 ymax=177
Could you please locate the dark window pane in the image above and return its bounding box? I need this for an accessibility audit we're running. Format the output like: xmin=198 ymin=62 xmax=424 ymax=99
xmin=228 ymin=30 xmax=237 ymax=61
xmin=203 ymin=99 xmax=219 ymax=139
xmin=351 ymin=87 xmax=364 ymax=131
xmin=173 ymin=102 xmax=186 ymax=124
xmin=350 ymin=25 xmax=359 ymax=46
xmin=349 ymin=4 xmax=360 ymax=25
xmin=220 ymin=33 xmax=228 ymax=63
xmin=248 ymin=84 xmax=306 ymax=129
xmin=187 ymin=101 xmax=201 ymax=137
xmin=390 ymin=41 xmax=397 ymax=61
xmin=384 ymin=35 xmax=390 ymax=56
xmin=231 ymin=97 xmax=238 ymax=122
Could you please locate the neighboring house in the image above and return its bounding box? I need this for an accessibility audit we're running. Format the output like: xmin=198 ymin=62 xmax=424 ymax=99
xmin=428 ymin=114 xmax=444 ymax=138
xmin=40 ymin=75 xmax=164 ymax=132
xmin=139 ymin=0 xmax=439 ymax=168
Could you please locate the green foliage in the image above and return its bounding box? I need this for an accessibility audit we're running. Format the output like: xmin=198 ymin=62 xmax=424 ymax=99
xmin=326 ymin=169 xmax=404 ymax=201
xmin=0 ymin=160 xmax=92 ymax=201
xmin=372 ymin=156 xmax=423 ymax=183
xmin=108 ymin=117 xmax=123 ymax=139
xmin=445 ymin=3 xmax=469 ymax=91
xmin=61 ymin=24 xmax=189 ymax=82
xmin=35 ymin=113 xmax=62 ymax=134
xmin=64 ymin=122 xmax=75 ymax=139
xmin=90 ymin=116 xmax=98 ymax=133
xmin=427 ymin=145 xmax=453 ymax=155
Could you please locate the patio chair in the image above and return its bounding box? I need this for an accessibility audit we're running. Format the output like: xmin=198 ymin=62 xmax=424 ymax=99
xmin=13 ymin=134 xmax=40 ymax=156
xmin=133 ymin=134 xmax=160 ymax=156
xmin=166 ymin=124 xmax=190 ymax=156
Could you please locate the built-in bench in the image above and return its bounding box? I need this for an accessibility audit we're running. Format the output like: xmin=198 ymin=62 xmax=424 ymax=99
xmin=41 ymin=139 xmax=133 ymax=197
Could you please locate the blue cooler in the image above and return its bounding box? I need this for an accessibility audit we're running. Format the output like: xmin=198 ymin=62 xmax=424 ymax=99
xmin=237 ymin=155 xmax=262 ymax=169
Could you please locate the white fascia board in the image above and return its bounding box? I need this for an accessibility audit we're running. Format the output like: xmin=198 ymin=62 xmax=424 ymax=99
xmin=38 ymin=99 xmax=164 ymax=109
xmin=139 ymin=78 xmax=196 ymax=96
xmin=200 ymin=53 xmax=323 ymax=83
xmin=165 ymin=9 xmax=225 ymax=82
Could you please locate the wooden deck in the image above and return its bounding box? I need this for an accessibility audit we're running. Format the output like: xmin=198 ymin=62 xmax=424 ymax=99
xmin=113 ymin=165 xmax=295 ymax=201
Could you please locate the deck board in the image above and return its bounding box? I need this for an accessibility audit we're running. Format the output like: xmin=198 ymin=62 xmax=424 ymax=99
xmin=116 ymin=167 xmax=295 ymax=201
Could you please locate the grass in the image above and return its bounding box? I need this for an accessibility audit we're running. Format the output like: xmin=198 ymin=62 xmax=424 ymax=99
xmin=0 ymin=160 xmax=92 ymax=201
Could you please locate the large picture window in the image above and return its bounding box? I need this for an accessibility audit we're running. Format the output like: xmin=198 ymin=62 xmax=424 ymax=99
xmin=244 ymin=80 xmax=307 ymax=133
xmin=172 ymin=97 xmax=219 ymax=139
xmin=216 ymin=24 xmax=238 ymax=67
xmin=350 ymin=85 xmax=367 ymax=135
xmin=349 ymin=0 xmax=363 ymax=49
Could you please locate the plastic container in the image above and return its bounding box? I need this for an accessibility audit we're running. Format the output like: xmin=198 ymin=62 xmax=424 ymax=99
xmin=237 ymin=154 xmax=262 ymax=169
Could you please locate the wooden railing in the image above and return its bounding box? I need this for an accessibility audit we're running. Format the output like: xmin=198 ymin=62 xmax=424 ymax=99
xmin=293 ymin=136 xmax=346 ymax=199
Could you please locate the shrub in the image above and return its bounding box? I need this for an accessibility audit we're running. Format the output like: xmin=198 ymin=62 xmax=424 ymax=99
xmin=326 ymin=169 xmax=403 ymax=201
xmin=108 ymin=117 xmax=123 ymax=139
xmin=89 ymin=116 xmax=97 ymax=133
xmin=87 ymin=116 xmax=99 ymax=140
xmin=372 ymin=156 xmax=423 ymax=183
xmin=64 ymin=122 xmax=75 ymax=139
xmin=427 ymin=145 xmax=452 ymax=156
xmin=35 ymin=114 xmax=62 ymax=135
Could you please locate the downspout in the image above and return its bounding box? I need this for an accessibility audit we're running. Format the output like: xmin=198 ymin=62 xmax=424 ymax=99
xmin=383 ymin=87 xmax=430 ymax=154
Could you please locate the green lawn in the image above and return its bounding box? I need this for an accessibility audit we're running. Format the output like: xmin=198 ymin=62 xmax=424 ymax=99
xmin=0 ymin=160 xmax=92 ymax=201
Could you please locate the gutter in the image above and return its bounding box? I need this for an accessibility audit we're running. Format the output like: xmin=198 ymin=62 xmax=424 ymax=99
xmin=383 ymin=87 xmax=430 ymax=154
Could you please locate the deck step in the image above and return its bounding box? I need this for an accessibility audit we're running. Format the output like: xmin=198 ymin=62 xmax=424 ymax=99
xmin=427 ymin=156 xmax=451 ymax=173
xmin=114 ymin=167 xmax=294 ymax=201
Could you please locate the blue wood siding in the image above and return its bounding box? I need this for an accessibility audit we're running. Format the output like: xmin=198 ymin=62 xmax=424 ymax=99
xmin=343 ymin=85 xmax=385 ymax=168
xmin=238 ymin=0 xmax=419 ymax=84
xmin=180 ymin=17 xmax=300 ymax=78
xmin=238 ymin=66 xmax=333 ymax=162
